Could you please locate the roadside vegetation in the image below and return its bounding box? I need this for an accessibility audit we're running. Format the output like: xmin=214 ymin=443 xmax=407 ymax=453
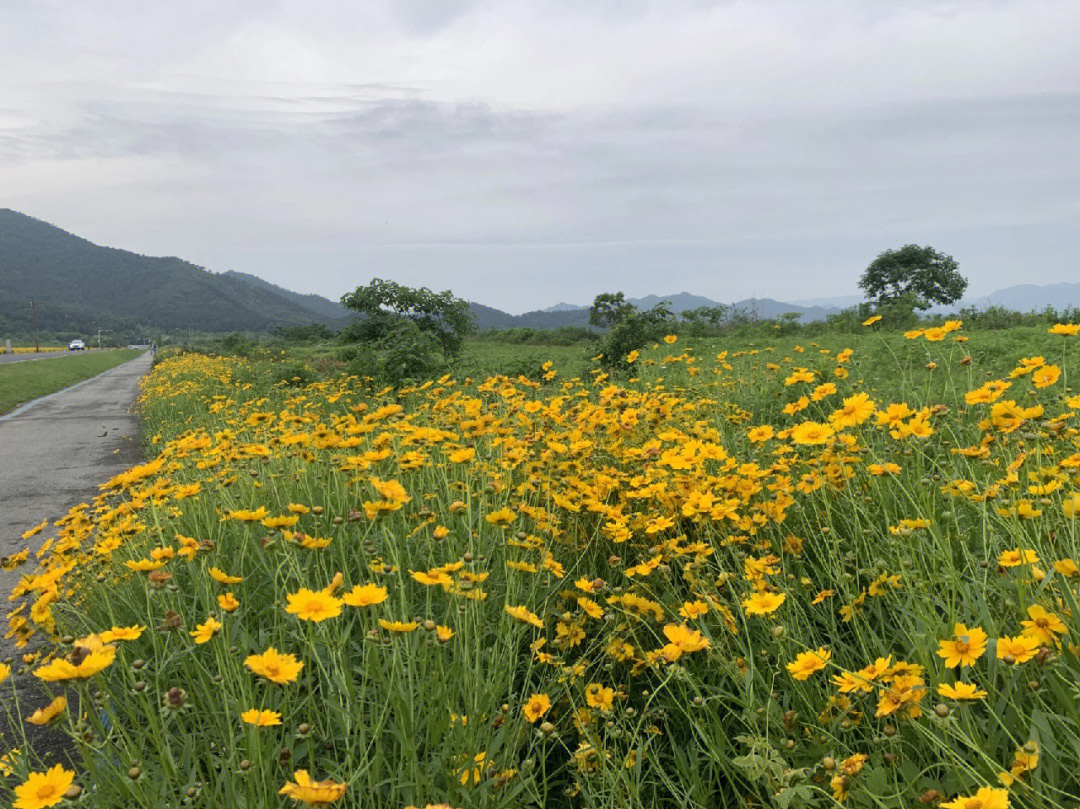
xmin=3 ymin=317 xmax=1080 ymax=807
xmin=0 ymin=349 xmax=144 ymax=415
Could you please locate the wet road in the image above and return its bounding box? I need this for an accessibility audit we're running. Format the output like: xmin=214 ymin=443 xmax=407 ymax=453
xmin=0 ymin=351 xmax=150 ymax=577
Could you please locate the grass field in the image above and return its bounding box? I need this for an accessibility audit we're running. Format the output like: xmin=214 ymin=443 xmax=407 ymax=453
xmin=4 ymin=324 xmax=1080 ymax=808
xmin=0 ymin=349 xmax=143 ymax=414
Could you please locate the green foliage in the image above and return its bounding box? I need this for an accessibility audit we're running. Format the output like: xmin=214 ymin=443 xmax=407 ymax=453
xmin=477 ymin=326 xmax=599 ymax=346
xmin=858 ymin=244 xmax=968 ymax=307
xmin=588 ymin=292 xmax=637 ymax=329
xmin=341 ymin=278 xmax=475 ymax=361
xmin=272 ymin=323 xmax=338 ymax=343
xmin=591 ymin=293 xmax=675 ymax=368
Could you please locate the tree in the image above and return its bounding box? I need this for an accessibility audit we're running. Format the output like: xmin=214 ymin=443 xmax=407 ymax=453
xmin=340 ymin=278 xmax=474 ymax=360
xmin=858 ymin=245 xmax=968 ymax=308
xmin=588 ymin=291 xmax=675 ymax=368
xmin=588 ymin=292 xmax=636 ymax=329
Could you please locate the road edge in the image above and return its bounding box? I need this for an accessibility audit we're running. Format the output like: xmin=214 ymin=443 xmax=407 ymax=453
xmin=0 ymin=350 xmax=149 ymax=423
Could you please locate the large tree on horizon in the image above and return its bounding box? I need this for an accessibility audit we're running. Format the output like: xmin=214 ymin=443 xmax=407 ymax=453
xmin=858 ymin=244 xmax=968 ymax=308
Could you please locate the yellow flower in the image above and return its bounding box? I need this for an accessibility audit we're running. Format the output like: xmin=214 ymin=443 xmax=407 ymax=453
xmin=523 ymin=693 xmax=551 ymax=723
xmin=998 ymin=548 xmax=1039 ymax=568
xmin=485 ymin=507 xmax=516 ymax=526
xmin=1031 ymin=364 xmax=1061 ymax=388
xmin=227 ymin=507 xmax=268 ymax=522
xmin=661 ymin=623 xmax=710 ymax=661
xmin=100 ymin=625 xmax=145 ymax=643
xmin=435 ymin=625 xmax=454 ymax=642
xmin=189 ymin=617 xmax=223 ymax=644
xmin=678 ymin=600 xmax=709 ymax=619
xmin=125 ymin=558 xmax=166 ymax=571
xmin=937 ymin=623 xmax=988 ymax=668
xmin=412 ymin=570 xmax=453 ymax=587
xmin=341 ymin=583 xmax=388 ymax=607
xmin=786 ymin=647 xmax=830 ymax=680
xmin=241 ymin=708 xmax=282 ymax=727
xmin=663 ymin=334 xmax=678 ymax=344
xmin=746 ymin=425 xmax=774 ymax=443
xmin=285 ymin=589 xmax=343 ymax=622
xmin=941 ymin=787 xmax=1009 ymax=809
xmin=789 ymin=421 xmax=835 ymax=445
xmin=26 ymin=696 xmax=66 ymax=726
xmin=209 ymin=567 xmax=243 ymax=584
xmin=378 ymin=619 xmax=418 ymax=633
xmin=1020 ymin=605 xmax=1067 ymax=645
xmin=13 ymin=764 xmax=74 ymax=809
xmin=35 ymin=645 xmax=117 ymax=682
xmin=279 ymin=770 xmax=347 ymax=804
xmin=1049 ymin=323 xmax=1080 ymax=335
xmin=245 ymin=647 xmax=304 ymax=684
xmin=448 ymin=447 xmax=476 ymax=463
xmin=585 ymin=682 xmax=615 ymax=712
xmin=505 ymin=605 xmax=544 ymax=629
xmin=218 ymin=592 xmax=240 ymax=612
xmin=937 ymin=681 xmax=987 ymax=700
xmin=862 ymin=315 xmax=882 ymax=326
xmin=625 ymin=350 xmax=640 ymax=363
xmin=1063 ymin=493 xmax=1080 ymax=518
xmin=741 ymin=591 xmax=785 ymax=616
xmin=1053 ymin=558 xmax=1079 ymax=577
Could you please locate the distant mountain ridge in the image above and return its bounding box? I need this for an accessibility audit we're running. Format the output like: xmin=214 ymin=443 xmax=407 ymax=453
xmin=0 ymin=209 xmax=349 ymax=335
xmin=5 ymin=209 xmax=1080 ymax=337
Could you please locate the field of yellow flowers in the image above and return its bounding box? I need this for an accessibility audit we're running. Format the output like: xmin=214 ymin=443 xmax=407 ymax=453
xmin=4 ymin=323 xmax=1080 ymax=808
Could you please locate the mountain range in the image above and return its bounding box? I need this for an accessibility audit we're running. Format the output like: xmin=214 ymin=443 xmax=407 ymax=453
xmin=3 ymin=209 xmax=1079 ymax=337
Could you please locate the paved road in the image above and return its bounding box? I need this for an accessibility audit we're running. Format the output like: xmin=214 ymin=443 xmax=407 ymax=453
xmin=0 ymin=351 xmax=151 ymax=576
xmin=0 ymin=350 xmax=72 ymax=364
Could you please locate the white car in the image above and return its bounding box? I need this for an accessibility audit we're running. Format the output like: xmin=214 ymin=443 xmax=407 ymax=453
xmin=69 ymin=339 xmax=86 ymax=351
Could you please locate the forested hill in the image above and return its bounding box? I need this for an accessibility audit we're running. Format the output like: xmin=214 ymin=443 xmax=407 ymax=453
xmin=0 ymin=210 xmax=349 ymax=335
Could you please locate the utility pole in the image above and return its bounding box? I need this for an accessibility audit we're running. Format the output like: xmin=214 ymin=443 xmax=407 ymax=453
xmin=30 ymin=299 xmax=39 ymax=352
xmin=97 ymin=328 xmax=111 ymax=351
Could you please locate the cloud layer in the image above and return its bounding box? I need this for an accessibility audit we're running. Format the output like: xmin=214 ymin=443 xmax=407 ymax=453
xmin=2 ymin=1 xmax=1078 ymax=311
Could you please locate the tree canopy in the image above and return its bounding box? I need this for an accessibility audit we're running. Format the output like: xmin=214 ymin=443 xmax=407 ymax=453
xmin=340 ymin=278 xmax=474 ymax=360
xmin=858 ymin=244 xmax=968 ymax=308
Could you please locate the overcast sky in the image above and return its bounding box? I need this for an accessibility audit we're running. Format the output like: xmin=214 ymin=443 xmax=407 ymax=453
xmin=2 ymin=1 xmax=1078 ymax=312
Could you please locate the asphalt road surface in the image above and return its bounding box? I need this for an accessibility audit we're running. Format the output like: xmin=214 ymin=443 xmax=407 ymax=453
xmin=0 ymin=351 xmax=151 ymax=579
xmin=0 ymin=350 xmax=149 ymax=763
xmin=0 ymin=350 xmax=73 ymax=364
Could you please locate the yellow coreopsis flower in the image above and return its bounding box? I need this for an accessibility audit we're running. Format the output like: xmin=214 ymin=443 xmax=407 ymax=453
xmin=13 ymin=764 xmax=74 ymax=809
xmin=523 ymin=693 xmax=551 ymax=723
xmin=741 ymin=591 xmax=785 ymax=616
xmin=245 ymin=648 xmax=304 ymax=684
xmin=937 ymin=681 xmax=987 ymax=700
xmin=341 ymin=583 xmax=388 ymax=607
xmin=35 ymin=645 xmax=117 ymax=682
xmin=660 ymin=623 xmax=710 ymax=661
xmin=1020 ymin=605 xmax=1067 ymax=645
xmin=937 ymin=623 xmax=988 ymax=668
xmin=241 ymin=708 xmax=282 ymax=727
xmin=786 ymin=647 xmax=830 ymax=680
xmin=285 ymin=588 xmax=343 ymax=622
xmin=941 ymin=787 xmax=1009 ymax=809
xmin=279 ymin=770 xmax=347 ymax=804
xmin=505 ymin=604 xmax=544 ymax=629
xmin=189 ymin=617 xmax=223 ymax=644
xmin=26 ymin=696 xmax=66 ymax=726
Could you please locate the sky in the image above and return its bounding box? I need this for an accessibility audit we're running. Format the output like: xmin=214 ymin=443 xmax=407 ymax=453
xmin=2 ymin=1 xmax=1079 ymax=313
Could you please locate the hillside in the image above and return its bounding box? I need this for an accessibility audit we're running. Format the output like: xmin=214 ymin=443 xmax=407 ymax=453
xmin=0 ymin=210 xmax=348 ymax=336
xmin=222 ymin=270 xmax=349 ymax=324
